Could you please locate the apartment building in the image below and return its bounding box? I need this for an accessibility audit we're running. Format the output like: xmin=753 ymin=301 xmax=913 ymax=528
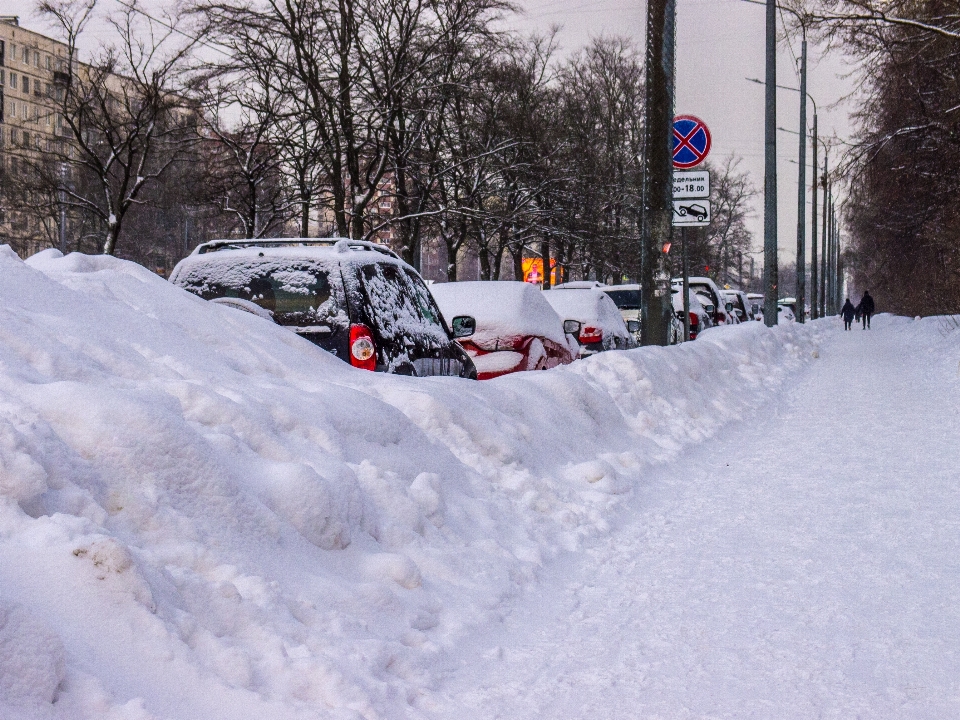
xmin=0 ymin=16 xmax=71 ymax=256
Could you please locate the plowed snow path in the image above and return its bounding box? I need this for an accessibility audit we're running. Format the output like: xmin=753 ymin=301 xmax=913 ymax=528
xmin=426 ymin=319 xmax=960 ymax=719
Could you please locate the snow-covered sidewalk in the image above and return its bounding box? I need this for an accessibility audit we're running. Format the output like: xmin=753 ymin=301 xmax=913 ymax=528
xmin=423 ymin=315 xmax=960 ymax=719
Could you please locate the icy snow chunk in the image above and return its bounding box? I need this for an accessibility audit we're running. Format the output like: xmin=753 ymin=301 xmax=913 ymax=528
xmin=0 ymin=601 xmax=65 ymax=707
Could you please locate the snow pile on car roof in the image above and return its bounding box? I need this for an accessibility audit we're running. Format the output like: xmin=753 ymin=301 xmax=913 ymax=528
xmin=542 ymin=286 xmax=629 ymax=336
xmin=430 ymin=281 xmax=567 ymax=347
xmin=1 ymin=246 xmax=825 ymax=719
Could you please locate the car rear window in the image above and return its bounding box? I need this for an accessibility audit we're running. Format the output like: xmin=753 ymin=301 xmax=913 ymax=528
xmin=175 ymin=259 xmax=340 ymax=326
xmin=359 ymin=263 xmax=447 ymax=342
xmin=604 ymin=289 xmax=640 ymax=310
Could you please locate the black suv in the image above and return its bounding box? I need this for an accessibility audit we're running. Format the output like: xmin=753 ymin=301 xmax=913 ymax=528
xmin=169 ymin=239 xmax=478 ymax=378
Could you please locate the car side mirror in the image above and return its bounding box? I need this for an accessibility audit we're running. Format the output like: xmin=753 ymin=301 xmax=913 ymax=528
xmin=562 ymin=319 xmax=582 ymax=336
xmin=704 ymin=303 xmax=716 ymax=314
xmin=725 ymin=302 xmax=734 ymax=313
xmin=626 ymin=319 xmax=640 ymax=334
xmin=451 ymin=315 xmax=476 ymax=339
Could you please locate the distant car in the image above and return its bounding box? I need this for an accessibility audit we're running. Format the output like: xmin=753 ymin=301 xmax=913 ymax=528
xmin=747 ymin=293 xmax=764 ymax=321
xmin=672 ymin=276 xmax=736 ymax=326
xmin=430 ymin=281 xmax=577 ymax=380
xmin=723 ymin=289 xmax=753 ymax=323
xmin=542 ymin=286 xmax=636 ymax=356
xmin=779 ymin=297 xmax=800 ymax=318
xmin=672 ymin=287 xmax=711 ymax=339
xmin=169 ymin=238 xmax=478 ymax=378
xmin=602 ymin=284 xmax=687 ymax=345
xmin=778 ymin=305 xmax=796 ymax=322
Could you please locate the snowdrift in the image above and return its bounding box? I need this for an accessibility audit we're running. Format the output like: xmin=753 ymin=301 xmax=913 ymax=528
xmin=0 ymin=247 xmax=823 ymax=720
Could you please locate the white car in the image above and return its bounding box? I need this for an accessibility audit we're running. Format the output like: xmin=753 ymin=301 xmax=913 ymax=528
xmin=672 ymin=276 xmax=737 ymax=326
xmin=778 ymin=305 xmax=797 ymax=323
xmin=542 ymin=286 xmax=636 ymax=357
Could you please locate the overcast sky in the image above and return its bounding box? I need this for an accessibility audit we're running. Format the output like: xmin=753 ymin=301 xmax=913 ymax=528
xmin=7 ymin=0 xmax=860 ymax=266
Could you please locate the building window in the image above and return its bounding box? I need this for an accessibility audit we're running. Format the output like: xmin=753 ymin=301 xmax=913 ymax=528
xmin=22 ymin=76 xmax=28 ymax=95
xmin=34 ymin=51 xmax=40 ymax=68
xmin=22 ymin=46 xmax=28 ymax=63
xmin=0 ymin=40 xmax=5 ymax=67
xmin=9 ymin=73 xmax=16 ymax=90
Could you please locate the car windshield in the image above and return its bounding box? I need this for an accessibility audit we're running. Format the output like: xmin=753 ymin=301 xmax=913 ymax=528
xmin=176 ymin=259 xmax=337 ymax=326
xmin=604 ymin=289 xmax=640 ymax=310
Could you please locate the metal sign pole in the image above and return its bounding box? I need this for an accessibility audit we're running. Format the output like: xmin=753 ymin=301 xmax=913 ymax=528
xmin=682 ymin=225 xmax=690 ymax=341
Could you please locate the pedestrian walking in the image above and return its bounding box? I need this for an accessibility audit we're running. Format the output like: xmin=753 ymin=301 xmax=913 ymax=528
xmin=858 ymin=291 xmax=875 ymax=329
xmin=841 ymin=298 xmax=856 ymax=330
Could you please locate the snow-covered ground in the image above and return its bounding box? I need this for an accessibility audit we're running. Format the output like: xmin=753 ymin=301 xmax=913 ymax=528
xmin=1 ymin=247 xmax=955 ymax=719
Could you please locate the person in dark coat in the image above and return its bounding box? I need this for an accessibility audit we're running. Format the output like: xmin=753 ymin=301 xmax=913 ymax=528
xmin=857 ymin=290 xmax=875 ymax=329
xmin=841 ymin=298 xmax=856 ymax=330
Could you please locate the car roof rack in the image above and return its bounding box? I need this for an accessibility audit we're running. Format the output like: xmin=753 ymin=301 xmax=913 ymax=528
xmin=195 ymin=238 xmax=402 ymax=260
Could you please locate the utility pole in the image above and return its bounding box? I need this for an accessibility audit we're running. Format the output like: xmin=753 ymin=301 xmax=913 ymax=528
xmin=825 ymin=194 xmax=832 ymax=315
xmin=640 ymin=0 xmax=676 ymax=345
xmin=820 ymin=153 xmax=828 ymax=318
xmin=795 ymin=33 xmax=807 ymax=323
xmin=810 ymin=116 xmax=819 ymax=319
xmin=763 ymin=0 xmax=778 ymax=327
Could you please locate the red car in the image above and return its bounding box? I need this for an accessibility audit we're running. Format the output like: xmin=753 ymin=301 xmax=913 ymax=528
xmin=430 ymin=281 xmax=579 ymax=379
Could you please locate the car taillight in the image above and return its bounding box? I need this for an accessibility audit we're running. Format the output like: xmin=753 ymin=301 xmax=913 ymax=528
xmin=579 ymin=325 xmax=602 ymax=343
xmin=349 ymin=324 xmax=377 ymax=371
xmin=689 ymin=312 xmax=699 ymax=328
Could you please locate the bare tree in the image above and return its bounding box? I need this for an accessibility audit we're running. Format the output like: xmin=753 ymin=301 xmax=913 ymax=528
xmin=35 ymin=0 xmax=197 ymax=255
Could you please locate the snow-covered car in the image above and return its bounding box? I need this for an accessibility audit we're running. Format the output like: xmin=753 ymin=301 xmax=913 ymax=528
xmin=672 ymin=276 xmax=737 ymax=326
xmin=724 ymin=289 xmax=753 ymax=323
xmin=169 ymin=238 xmax=478 ymax=378
xmin=778 ymin=304 xmax=797 ymax=322
xmin=747 ymin=293 xmax=764 ymax=321
xmin=430 ymin=281 xmax=578 ymax=379
xmin=672 ymin=286 xmax=712 ymax=339
xmin=542 ymin=286 xmax=636 ymax=356
xmin=779 ymin=297 xmax=799 ymax=318
xmin=601 ymin=285 xmax=642 ymax=343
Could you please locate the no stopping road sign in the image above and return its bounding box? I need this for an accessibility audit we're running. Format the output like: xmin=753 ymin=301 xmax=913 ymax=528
xmin=672 ymin=115 xmax=711 ymax=169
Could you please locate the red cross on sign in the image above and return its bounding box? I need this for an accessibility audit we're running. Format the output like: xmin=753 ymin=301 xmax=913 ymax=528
xmin=672 ymin=115 xmax=711 ymax=169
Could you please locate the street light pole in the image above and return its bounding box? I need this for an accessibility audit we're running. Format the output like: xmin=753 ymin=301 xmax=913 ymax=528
xmin=763 ymin=0 xmax=778 ymax=327
xmin=640 ymin=0 xmax=676 ymax=345
xmin=810 ymin=115 xmax=819 ymax=319
xmin=795 ymin=33 xmax=807 ymax=323
xmin=820 ymin=152 xmax=828 ymax=318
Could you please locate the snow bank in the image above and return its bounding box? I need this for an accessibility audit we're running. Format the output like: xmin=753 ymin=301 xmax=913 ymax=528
xmin=429 ymin=281 xmax=567 ymax=348
xmin=0 ymin=247 xmax=825 ymax=719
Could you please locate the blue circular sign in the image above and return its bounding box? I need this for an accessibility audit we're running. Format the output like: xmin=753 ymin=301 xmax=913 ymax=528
xmin=672 ymin=115 xmax=712 ymax=169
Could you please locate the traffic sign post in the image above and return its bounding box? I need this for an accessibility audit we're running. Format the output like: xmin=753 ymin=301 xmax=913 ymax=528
xmin=671 ymin=116 xmax=711 ymax=342
xmin=672 ymin=115 xmax=712 ymax=169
